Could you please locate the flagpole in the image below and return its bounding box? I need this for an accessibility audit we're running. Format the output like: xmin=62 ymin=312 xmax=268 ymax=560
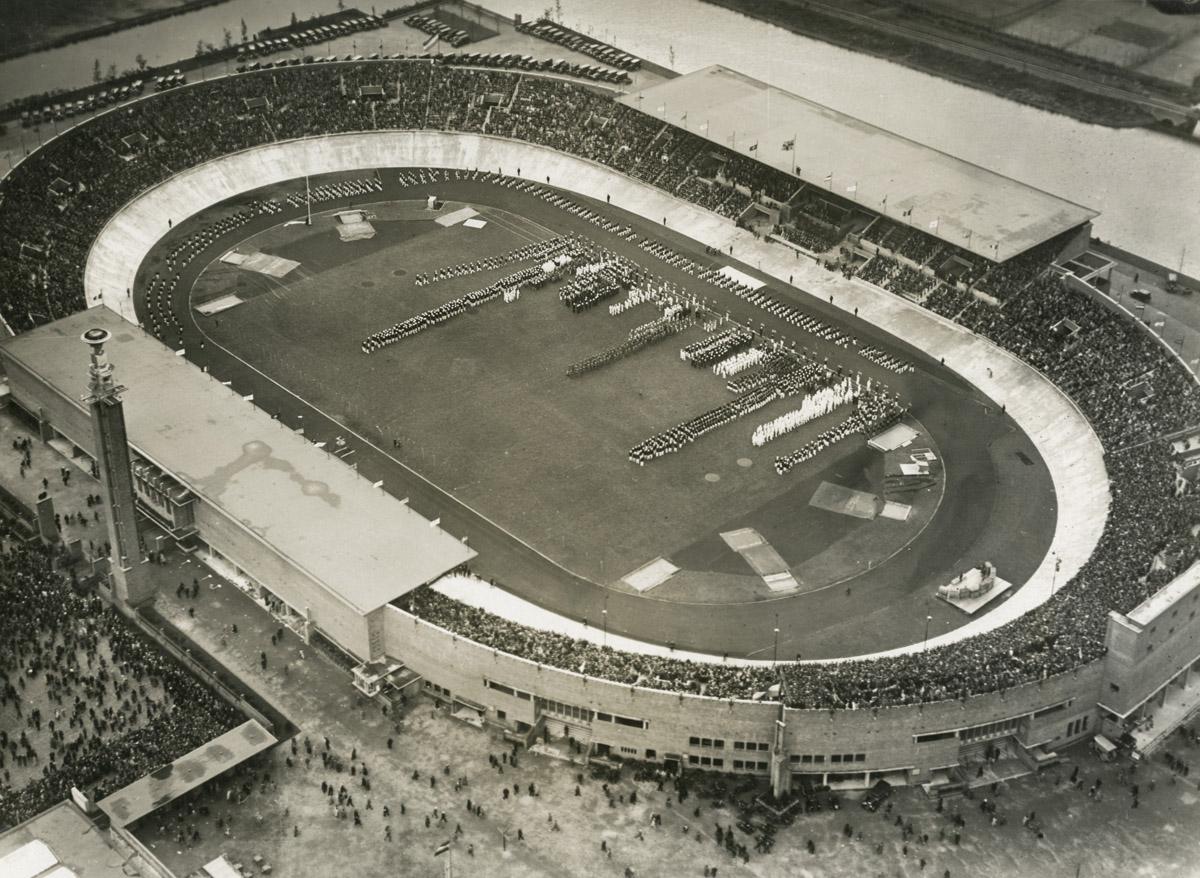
xmin=306 ymin=175 xmax=311 ymax=226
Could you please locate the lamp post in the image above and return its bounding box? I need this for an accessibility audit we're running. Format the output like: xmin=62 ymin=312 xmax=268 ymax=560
xmin=773 ymin=615 xmax=780 ymax=667
xmin=923 ymin=615 xmax=932 ymax=652
xmin=602 ymin=607 xmax=608 ymax=648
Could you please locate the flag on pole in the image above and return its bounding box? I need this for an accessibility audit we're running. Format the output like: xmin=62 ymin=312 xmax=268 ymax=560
xmin=928 ymin=218 xmax=939 ymax=229
xmin=881 ymin=195 xmax=887 ymax=205
xmin=681 ymin=111 xmax=688 ymax=122
xmin=845 ymin=184 xmax=857 ymax=193
xmin=656 ymin=104 xmax=666 ymax=113
xmin=748 ymin=142 xmax=758 ymax=152
xmin=421 ymin=33 xmax=439 ymax=50
xmin=963 ymin=230 xmax=972 ymax=240
xmin=902 ymin=208 xmax=912 ymax=217
xmin=823 ymin=172 xmax=833 ymax=182
xmin=434 ymin=841 xmax=452 ymax=856
xmin=782 ymin=138 xmax=795 ymax=150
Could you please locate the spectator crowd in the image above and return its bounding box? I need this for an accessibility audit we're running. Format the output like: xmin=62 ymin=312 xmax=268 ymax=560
xmin=0 ymin=524 xmax=241 ymax=828
xmin=2 ymin=60 xmax=1197 ymax=712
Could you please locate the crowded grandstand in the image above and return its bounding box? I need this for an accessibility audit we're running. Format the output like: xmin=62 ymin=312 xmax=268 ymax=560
xmin=1 ymin=57 xmax=1197 ymax=720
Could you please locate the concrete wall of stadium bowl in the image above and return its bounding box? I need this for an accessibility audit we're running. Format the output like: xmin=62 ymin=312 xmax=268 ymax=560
xmin=83 ymin=128 xmax=1110 ymax=659
xmin=384 ymin=605 xmax=1109 ymax=788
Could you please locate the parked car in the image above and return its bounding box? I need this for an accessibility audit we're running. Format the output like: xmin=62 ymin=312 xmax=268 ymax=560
xmin=861 ymin=779 xmax=892 ymax=812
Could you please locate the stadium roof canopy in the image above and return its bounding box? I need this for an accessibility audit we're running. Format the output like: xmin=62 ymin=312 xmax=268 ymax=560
xmin=0 ymin=800 xmax=169 ymax=878
xmin=618 ymin=66 xmax=1099 ymax=263
xmin=1 ymin=307 xmax=476 ymax=615
xmin=98 ymin=720 xmax=277 ymax=827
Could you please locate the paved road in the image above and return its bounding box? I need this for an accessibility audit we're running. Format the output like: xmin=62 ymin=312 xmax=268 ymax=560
xmin=135 ymin=172 xmax=1055 ymax=660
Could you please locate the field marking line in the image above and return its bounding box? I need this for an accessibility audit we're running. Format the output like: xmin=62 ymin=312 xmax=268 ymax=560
xmin=477 ymin=207 xmax=543 ymax=244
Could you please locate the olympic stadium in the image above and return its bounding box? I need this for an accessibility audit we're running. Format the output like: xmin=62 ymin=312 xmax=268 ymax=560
xmin=1 ymin=41 xmax=1198 ymax=813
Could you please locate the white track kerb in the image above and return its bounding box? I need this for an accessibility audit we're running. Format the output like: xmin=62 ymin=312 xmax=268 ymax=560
xmin=85 ymin=130 xmax=1111 ymax=664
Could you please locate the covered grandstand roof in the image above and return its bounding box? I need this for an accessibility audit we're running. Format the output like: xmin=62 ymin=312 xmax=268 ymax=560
xmin=98 ymin=720 xmax=276 ymax=827
xmin=1 ymin=307 xmax=476 ymax=615
xmin=0 ymin=801 xmax=170 ymax=878
xmin=618 ymin=66 xmax=1099 ymax=263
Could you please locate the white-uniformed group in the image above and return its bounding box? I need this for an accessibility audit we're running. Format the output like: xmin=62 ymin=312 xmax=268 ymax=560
xmin=752 ymin=375 xmax=861 ymax=447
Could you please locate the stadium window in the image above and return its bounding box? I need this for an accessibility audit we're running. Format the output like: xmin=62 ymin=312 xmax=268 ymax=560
xmin=814 ymin=755 xmax=825 ymax=764
xmin=831 ymin=754 xmax=842 ymax=764
xmin=516 ymin=691 xmax=531 ymax=700
xmin=620 ymin=746 xmax=638 ymax=755
xmin=733 ymin=760 xmax=744 ymax=770
xmin=597 ymin=712 xmax=612 ymax=723
xmin=689 ymin=755 xmax=699 ymax=765
xmin=614 ymin=715 xmax=646 ymax=729
xmin=800 ymin=755 xmax=813 ymax=765
xmin=855 ymin=754 xmax=866 ymax=763
xmin=712 ymin=758 xmax=724 ymax=768
xmin=714 ymin=740 xmax=725 ymax=749
xmin=758 ymin=743 xmax=770 ymax=751
xmin=757 ymin=761 xmax=768 ymax=771
xmin=916 ymin=729 xmax=955 ymax=743
xmin=690 ymin=737 xmax=700 ymax=747
xmin=497 ymin=710 xmax=506 ymax=721
xmin=734 ymin=742 xmax=744 ymax=751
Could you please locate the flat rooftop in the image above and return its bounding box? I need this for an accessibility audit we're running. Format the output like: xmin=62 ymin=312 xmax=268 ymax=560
xmin=618 ymin=65 xmax=1099 ymax=263
xmin=0 ymin=307 xmax=475 ymax=615
xmin=98 ymin=720 xmax=276 ymax=827
xmin=0 ymin=801 xmax=170 ymax=878
xmin=1126 ymin=560 xmax=1200 ymax=627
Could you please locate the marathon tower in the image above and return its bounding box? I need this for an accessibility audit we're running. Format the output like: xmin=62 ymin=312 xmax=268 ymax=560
xmin=82 ymin=328 xmax=154 ymax=606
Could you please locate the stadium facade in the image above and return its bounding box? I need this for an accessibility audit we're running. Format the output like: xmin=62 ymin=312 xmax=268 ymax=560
xmin=1 ymin=61 xmax=1197 ymax=793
